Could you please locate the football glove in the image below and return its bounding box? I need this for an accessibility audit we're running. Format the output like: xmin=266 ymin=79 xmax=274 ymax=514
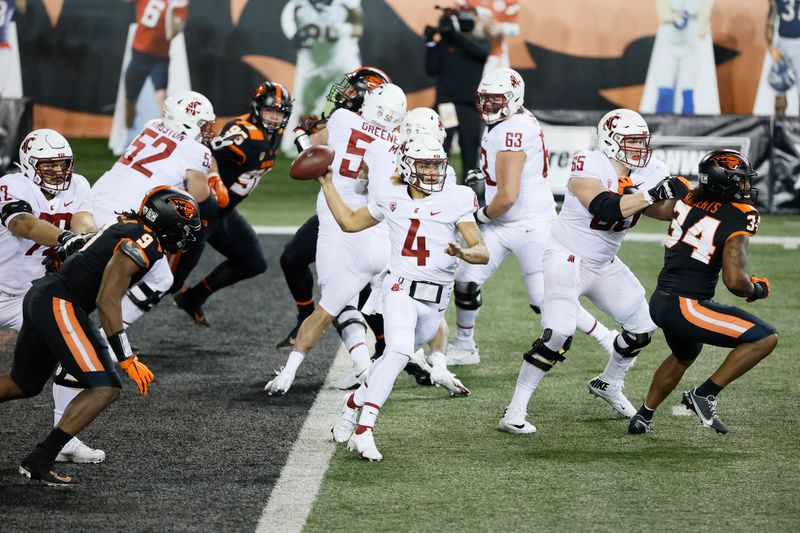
xmin=60 ymin=231 xmax=96 ymax=256
xmin=295 ymin=114 xmax=325 ymax=135
xmin=644 ymin=177 xmax=677 ymax=205
xmin=119 ymin=356 xmax=154 ymax=395
xmin=747 ymin=275 xmax=771 ymax=302
xmin=464 ymin=168 xmax=484 ymax=187
xmin=209 ymin=130 xmax=245 ymax=151
xmin=42 ymin=249 xmax=65 ymax=273
xmin=208 ymin=173 xmax=230 ymax=209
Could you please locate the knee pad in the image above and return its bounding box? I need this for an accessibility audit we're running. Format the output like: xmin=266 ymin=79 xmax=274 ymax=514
xmin=333 ymin=305 xmax=367 ymax=336
xmin=454 ymin=281 xmax=482 ymax=311
xmin=614 ymin=330 xmax=652 ymax=358
xmin=53 ymin=365 xmax=84 ymax=390
xmin=125 ymin=282 xmax=164 ymax=312
xmin=522 ymin=328 xmax=572 ymax=372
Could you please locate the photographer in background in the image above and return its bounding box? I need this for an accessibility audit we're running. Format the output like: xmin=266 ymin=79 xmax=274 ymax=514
xmin=425 ymin=5 xmax=489 ymax=186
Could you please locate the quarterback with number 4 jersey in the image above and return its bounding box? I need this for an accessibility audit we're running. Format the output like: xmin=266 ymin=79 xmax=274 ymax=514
xmin=500 ymin=108 xmax=687 ymax=434
xmin=629 ymin=149 xmax=778 ymax=436
xmin=324 ymin=134 xmax=488 ymax=461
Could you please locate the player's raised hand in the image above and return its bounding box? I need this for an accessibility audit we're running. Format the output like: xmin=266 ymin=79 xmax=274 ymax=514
xmin=445 ymin=241 xmax=463 ymax=258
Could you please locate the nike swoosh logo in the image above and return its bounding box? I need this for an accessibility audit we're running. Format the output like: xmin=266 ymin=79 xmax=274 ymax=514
xmin=430 ymin=211 xmax=441 ymax=216
xmin=64 ymin=201 xmax=74 ymax=207
xmin=438 ymin=308 xmax=446 ymax=312
xmin=634 ymin=182 xmax=644 ymax=188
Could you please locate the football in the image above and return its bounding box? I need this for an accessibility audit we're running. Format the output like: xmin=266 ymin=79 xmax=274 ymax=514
xmin=289 ymin=145 xmax=335 ymax=180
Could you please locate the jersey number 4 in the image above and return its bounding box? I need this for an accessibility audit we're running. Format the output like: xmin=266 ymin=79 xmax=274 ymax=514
xmin=118 ymin=128 xmax=178 ymax=178
xmin=665 ymin=202 xmax=721 ymax=265
xmin=402 ymin=219 xmax=430 ymax=266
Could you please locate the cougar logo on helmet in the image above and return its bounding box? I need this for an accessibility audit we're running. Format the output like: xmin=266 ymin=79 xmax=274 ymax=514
xmin=21 ymin=137 xmax=35 ymax=153
xmin=604 ymin=115 xmax=620 ymax=131
xmin=185 ymin=101 xmax=201 ymax=116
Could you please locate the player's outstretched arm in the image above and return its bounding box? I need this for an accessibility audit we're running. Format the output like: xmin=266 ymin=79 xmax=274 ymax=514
xmin=722 ymin=234 xmax=771 ymax=302
xmin=71 ymin=210 xmax=96 ymax=234
xmin=7 ymin=212 xmax=68 ymax=247
xmin=451 ymin=221 xmax=489 ymax=264
xmin=571 ymin=176 xmax=685 ymax=222
xmin=318 ymin=168 xmax=379 ymax=232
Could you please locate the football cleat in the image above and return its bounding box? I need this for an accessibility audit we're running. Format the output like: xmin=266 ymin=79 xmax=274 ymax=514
xmin=19 ymin=459 xmax=73 ymax=487
xmin=276 ymin=321 xmax=301 ymax=349
xmin=264 ymin=366 xmax=296 ymax=395
xmin=430 ymin=367 xmax=470 ymax=397
xmin=173 ymin=288 xmax=209 ymax=327
xmin=405 ymin=349 xmax=433 ymax=386
xmin=55 ymin=437 xmax=105 ymax=464
xmin=497 ymin=407 xmax=537 ymax=434
xmin=334 ymin=359 xmax=370 ymax=390
xmin=347 ymin=429 xmax=383 ymax=461
xmin=331 ymin=393 xmax=358 ymax=443
xmin=445 ymin=343 xmax=480 ymax=366
xmin=682 ymin=387 xmax=728 ymax=434
xmin=601 ymin=329 xmax=620 ymax=357
xmin=628 ymin=414 xmax=654 ymax=434
xmin=587 ymin=376 xmax=636 ymax=418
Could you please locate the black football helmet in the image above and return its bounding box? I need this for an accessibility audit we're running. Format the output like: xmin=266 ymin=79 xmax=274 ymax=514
xmin=250 ymin=81 xmax=293 ymax=132
xmin=326 ymin=66 xmax=391 ymax=112
xmin=138 ymin=186 xmax=202 ymax=253
xmin=697 ymin=149 xmax=758 ymax=202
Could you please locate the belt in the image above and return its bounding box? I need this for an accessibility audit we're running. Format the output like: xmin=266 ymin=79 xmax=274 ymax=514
xmin=387 ymin=272 xmax=447 ymax=304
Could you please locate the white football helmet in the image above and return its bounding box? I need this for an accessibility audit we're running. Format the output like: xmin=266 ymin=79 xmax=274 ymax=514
xmin=361 ymin=83 xmax=407 ymax=132
xmin=17 ymin=129 xmax=74 ymax=195
xmin=161 ymin=91 xmax=216 ymax=143
xmin=399 ymin=107 xmax=446 ymax=145
xmin=398 ymin=133 xmax=448 ymax=194
xmin=475 ymin=67 xmax=524 ymax=124
xmin=597 ymin=108 xmax=652 ymax=169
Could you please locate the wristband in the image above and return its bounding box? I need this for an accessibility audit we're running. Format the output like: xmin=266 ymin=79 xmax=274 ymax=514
xmin=107 ymin=330 xmax=133 ymax=362
xmin=475 ymin=206 xmax=492 ymax=224
xmin=294 ymin=133 xmax=311 ymax=152
xmin=750 ymin=281 xmax=768 ymax=301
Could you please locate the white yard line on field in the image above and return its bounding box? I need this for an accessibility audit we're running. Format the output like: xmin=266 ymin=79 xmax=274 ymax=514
xmin=254 ymin=226 xmax=800 ymax=249
xmin=255 ymin=342 xmax=352 ymax=533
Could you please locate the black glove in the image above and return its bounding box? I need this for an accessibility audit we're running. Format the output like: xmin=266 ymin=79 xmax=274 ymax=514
xmin=59 ymin=231 xmax=96 ymax=256
xmin=644 ymin=178 xmax=676 ymax=205
xmin=295 ymin=114 xmax=325 ymax=135
xmin=42 ymin=249 xmax=66 ymax=273
xmin=747 ymin=276 xmax=771 ymax=303
xmin=424 ymin=25 xmax=437 ymax=42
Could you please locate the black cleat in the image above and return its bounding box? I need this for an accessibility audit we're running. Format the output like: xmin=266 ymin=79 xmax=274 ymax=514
xmin=404 ymin=361 xmax=433 ymax=386
xmin=173 ymin=288 xmax=210 ymax=327
xmin=682 ymin=388 xmax=728 ymax=434
xmin=276 ymin=322 xmax=301 ymax=349
xmin=19 ymin=459 xmax=73 ymax=487
xmin=628 ymin=414 xmax=654 ymax=434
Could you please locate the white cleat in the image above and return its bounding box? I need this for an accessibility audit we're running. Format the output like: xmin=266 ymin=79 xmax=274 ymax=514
xmin=497 ymin=407 xmax=537 ymax=434
xmin=331 ymin=394 xmax=358 ymax=443
xmin=264 ymin=366 xmax=296 ymax=395
xmin=430 ymin=367 xmax=470 ymax=397
xmin=347 ymin=429 xmax=383 ymax=461
xmin=55 ymin=437 xmax=105 ymax=464
xmin=445 ymin=343 xmax=480 ymax=366
xmin=601 ymin=329 xmax=620 ymax=357
xmin=334 ymin=359 xmax=370 ymax=390
xmin=587 ymin=376 xmax=636 ymax=418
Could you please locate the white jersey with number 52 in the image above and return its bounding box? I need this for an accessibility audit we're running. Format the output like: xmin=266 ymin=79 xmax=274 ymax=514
xmin=368 ymin=180 xmax=477 ymax=284
xmin=481 ymin=109 xmax=556 ymax=224
xmin=549 ymin=149 xmax=668 ymax=266
xmin=91 ymin=119 xmax=212 ymax=225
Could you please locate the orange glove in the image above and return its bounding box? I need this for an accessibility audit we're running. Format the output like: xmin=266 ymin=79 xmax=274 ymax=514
xmin=208 ymin=173 xmax=229 ymax=209
xmin=119 ymin=356 xmax=154 ymax=395
xmin=746 ymin=275 xmax=771 ymax=303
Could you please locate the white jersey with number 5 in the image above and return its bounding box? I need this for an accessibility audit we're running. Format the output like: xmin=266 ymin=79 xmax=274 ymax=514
xmin=481 ymin=109 xmax=556 ymax=224
xmin=91 ymin=119 xmax=212 ymax=225
xmin=550 ymin=149 xmax=669 ymax=266
xmin=368 ymin=180 xmax=477 ymax=284
xmin=0 ymin=172 xmax=91 ymax=296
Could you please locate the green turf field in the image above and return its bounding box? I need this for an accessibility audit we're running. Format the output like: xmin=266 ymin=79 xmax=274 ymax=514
xmin=70 ymin=138 xmax=798 ymax=530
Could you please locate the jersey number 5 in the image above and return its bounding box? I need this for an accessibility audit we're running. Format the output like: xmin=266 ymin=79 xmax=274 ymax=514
xmin=339 ymin=130 xmax=375 ymax=178
xmin=402 ymin=219 xmax=430 ymax=266
xmin=665 ymin=201 xmax=721 ymax=265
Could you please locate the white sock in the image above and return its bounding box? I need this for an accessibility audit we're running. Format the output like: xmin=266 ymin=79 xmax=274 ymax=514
xmin=576 ymin=307 xmax=610 ymax=340
xmin=285 ymin=350 xmax=304 ymax=374
xmin=359 ymin=351 xmax=408 ymax=418
xmin=508 ymin=361 xmax=546 ymax=412
xmin=455 ymin=309 xmax=479 ymax=345
xmin=429 ymin=351 xmax=446 ymax=371
xmin=52 ymin=383 xmax=82 ymax=426
xmin=600 ymin=351 xmax=636 ymax=385
xmin=341 ymin=324 xmax=370 ymax=369
xmin=358 ymin=403 xmax=380 ymax=428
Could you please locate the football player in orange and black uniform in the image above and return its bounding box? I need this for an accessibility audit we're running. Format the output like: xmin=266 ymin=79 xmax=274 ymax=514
xmin=629 ymin=150 xmax=778 ymax=435
xmin=171 ymin=81 xmax=292 ymax=325
xmin=0 ymin=186 xmax=200 ymax=485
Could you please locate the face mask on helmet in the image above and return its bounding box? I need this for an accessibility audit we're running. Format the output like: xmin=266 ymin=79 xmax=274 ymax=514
xmin=361 ymin=83 xmax=407 ymax=131
xmin=162 ymin=91 xmax=217 ymax=144
xmin=475 ymin=68 xmax=525 ymax=124
xmin=250 ymin=82 xmax=293 ymax=132
xmin=597 ymin=109 xmax=652 ymax=169
xmin=326 ymin=66 xmax=391 ymax=112
xmin=400 ymin=108 xmax=446 ymax=145
xmin=697 ymin=149 xmax=758 ymax=203
xmin=17 ymin=129 xmax=74 ymax=195
xmin=139 ymin=186 xmax=202 ymax=254
xmin=398 ymin=134 xmax=448 ymax=194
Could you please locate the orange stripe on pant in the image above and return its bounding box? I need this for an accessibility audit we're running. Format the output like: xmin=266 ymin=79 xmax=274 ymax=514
xmin=51 ymin=297 xmax=104 ymax=372
xmin=679 ymin=297 xmax=754 ymax=338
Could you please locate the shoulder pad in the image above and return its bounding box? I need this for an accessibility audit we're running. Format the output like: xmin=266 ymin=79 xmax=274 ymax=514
xmin=117 ymin=238 xmax=151 ymax=269
xmin=1 ymin=200 xmax=33 ymax=226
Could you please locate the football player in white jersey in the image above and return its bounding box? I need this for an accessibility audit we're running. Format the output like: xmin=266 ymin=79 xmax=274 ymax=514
xmin=265 ymin=83 xmax=406 ymax=395
xmin=449 ymin=68 xmax=617 ymax=366
xmin=0 ymin=129 xmax=104 ymax=463
xmin=499 ymin=108 xmax=688 ymax=433
xmin=91 ymin=90 xmax=217 ymax=327
xmin=325 ymin=134 xmax=488 ymax=461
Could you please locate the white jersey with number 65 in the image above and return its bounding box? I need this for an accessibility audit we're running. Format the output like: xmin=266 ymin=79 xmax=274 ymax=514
xmin=91 ymin=119 xmax=212 ymax=225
